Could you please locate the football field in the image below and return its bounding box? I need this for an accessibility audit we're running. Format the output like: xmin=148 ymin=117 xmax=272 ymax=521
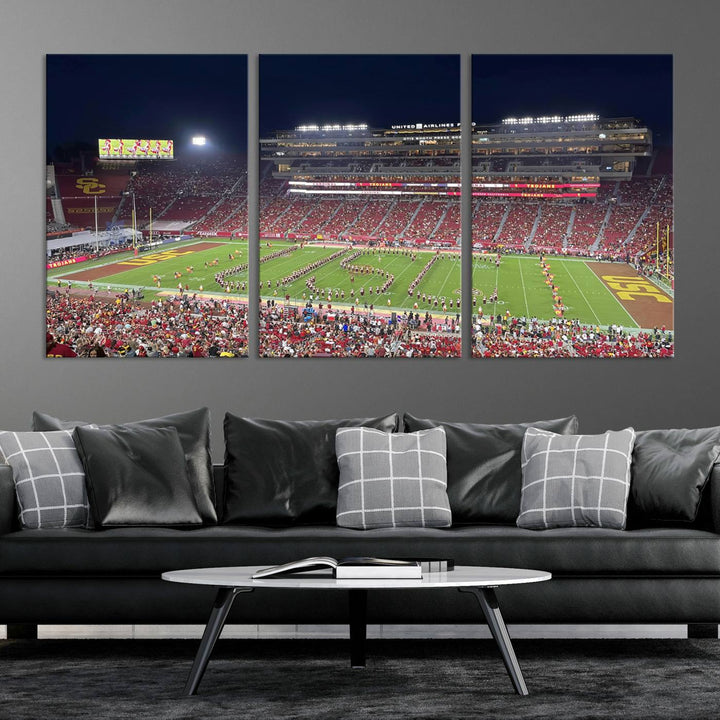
xmin=473 ymin=254 xmax=673 ymax=330
xmin=48 ymin=238 xmax=249 ymax=299
xmin=47 ymin=239 xmax=673 ymax=330
xmin=259 ymin=242 xmax=462 ymax=312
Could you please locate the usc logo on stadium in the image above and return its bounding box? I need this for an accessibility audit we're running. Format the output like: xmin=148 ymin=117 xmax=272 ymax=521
xmin=75 ymin=177 xmax=106 ymax=195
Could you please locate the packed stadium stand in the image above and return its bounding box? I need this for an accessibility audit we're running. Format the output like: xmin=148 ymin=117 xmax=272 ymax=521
xmin=432 ymin=202 xmax=461 ymax=244
xmin=44 ymin=119 xmax=673 ymax=360
xmin=46 ymin=118 xmax=672 ymax=270
xmin=50 ymin=164 xmax=130 ymax=228
xmin=46 ymin=157 xmax=248 ymax=236
xmin=531 ymin=204 xmax=573 ymax=250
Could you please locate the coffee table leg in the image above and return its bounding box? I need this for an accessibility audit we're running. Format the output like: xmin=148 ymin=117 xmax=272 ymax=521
xmin=348 ymin=588 xmax=368 ymax=668
xmin=184 ymin=587 xmax=253 ymax=696
xmin=459 ymin=587 xmax=529 ymax=696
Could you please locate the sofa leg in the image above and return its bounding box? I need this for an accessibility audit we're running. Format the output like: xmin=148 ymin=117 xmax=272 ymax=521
xmin=6 ymin=624 xmax=38 ymax=640
xmin=688 ymin=623 xmax=718 ymax=639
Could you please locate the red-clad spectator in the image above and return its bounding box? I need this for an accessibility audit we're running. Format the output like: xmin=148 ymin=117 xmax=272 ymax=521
xmin=46 ymin=332 xmax=77 ymax=358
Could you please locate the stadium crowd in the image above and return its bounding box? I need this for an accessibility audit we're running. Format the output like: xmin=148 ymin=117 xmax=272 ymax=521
xmin=472 ymin=315 xmax=673 ymax=358
xmin=46 ymin=289 xmax=247 ymax=358
xmin=259 ymin=302 xmax=460 ymax=358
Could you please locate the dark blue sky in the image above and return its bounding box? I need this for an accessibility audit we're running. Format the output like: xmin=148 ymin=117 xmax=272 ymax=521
xmin=472 ymin=55 xmax=673 ymax=144
xmin=46 ymin=54 xmax=672 ymax=160
xmin=46 ymin=55 xmax=248 ymax=159
xmin=259 ymin=55 xmax=460 ymax=134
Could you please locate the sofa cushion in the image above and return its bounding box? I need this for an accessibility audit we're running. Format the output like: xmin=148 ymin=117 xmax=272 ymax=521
xmin=0 ymin=431 xmax=90 ymax=529
xmin=73 ymin=424 xmax=203 ymax=528
xmin=402 ymin=414 xmax=578 ymax=524
xmin=517 ymin=427 xmax=635 ymax=530
xmin=711 ymin=463 xmax=720 ymax=533
xmin=630 ymin=427 xmax=720 ymax=524
xmin=32 ymin=411 xmax=91 ymax=432
xmin=1 ymin=525 xmax=718 ymax=577
xmin=32 ymin=409 xmax=216 ymax=524
xmin=0 ymin=465 xmax=15 ymax=535
xmin=223 ymin=413 xmax=399 ymax=526
xmin=335 ymin=427 xmax=451 ymax=529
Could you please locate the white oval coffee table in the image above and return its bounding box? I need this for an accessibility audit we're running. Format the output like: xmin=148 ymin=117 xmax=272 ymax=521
xmin=163 ymin=565 xmax=551 ymax=697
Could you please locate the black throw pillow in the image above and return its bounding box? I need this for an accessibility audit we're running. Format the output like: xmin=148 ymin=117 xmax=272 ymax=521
xmin=629 ymin=427 xmax=720 ymax=524
xmin=223 ymin=413 xmax=399 ymax=525
xmin=402 ymin=413 xmax=579 ymax=524
xmin=73 ymin=424 xmax=203 ymax=528
xmin=33 ymin=408 xmax=216 ymax=523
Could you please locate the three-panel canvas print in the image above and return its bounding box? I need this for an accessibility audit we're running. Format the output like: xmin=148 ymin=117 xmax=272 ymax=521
xmin=46 ymin=54 xmax=673 ymax=358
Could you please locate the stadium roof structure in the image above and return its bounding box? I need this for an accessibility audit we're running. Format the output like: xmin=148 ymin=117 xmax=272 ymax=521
xmin=260 ymin=115 xmax=652 ymax=199
xmin=472 ymin=115 xmax=652 ymax=182
xmin=260 ymin=122 xmax=460 ymax=178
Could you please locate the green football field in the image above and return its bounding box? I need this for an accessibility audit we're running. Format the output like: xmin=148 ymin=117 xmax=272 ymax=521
xmin=258 ymin=242 xmax=462 ymax=313
xmin=472 ymin=254 xmax=638 ymax=328
xmin=49 ymin=238 xmax=643 ymax=328
xmin=48 ymin=238 xmax=249 ymax=299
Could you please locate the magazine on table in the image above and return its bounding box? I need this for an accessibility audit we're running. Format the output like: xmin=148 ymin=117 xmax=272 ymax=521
xmin=252 ymin=556 xmax=425 ymax=579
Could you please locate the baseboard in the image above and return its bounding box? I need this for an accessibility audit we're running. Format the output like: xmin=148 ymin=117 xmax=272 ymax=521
xmin=5 ymin=623 xmax=697 ymax=640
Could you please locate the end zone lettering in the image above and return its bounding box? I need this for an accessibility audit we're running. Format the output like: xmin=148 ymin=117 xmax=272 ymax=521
xmin=118 ymin=248 xmax=197 ymax=267
xmin=601 ymin=275 xmax=672 ymax=303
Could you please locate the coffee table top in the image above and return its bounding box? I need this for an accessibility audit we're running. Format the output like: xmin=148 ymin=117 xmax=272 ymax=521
xmin=162 ymin=566 xmax=551 ymax=590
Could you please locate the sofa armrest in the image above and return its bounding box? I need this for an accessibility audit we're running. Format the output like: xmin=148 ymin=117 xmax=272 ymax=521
xmin=711 ymin=462 xmax=720 ymax=534
xmin=0 ymin=464 xmax=17 ymax=535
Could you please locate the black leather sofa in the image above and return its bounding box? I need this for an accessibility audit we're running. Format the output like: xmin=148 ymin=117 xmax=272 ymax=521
xmin=1 ymin=411 xmax=719 ymax=639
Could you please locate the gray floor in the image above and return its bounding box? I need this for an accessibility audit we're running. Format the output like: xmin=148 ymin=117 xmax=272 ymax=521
xmin=3 ymin=637 xmax=719 ymax=719
xmin=1 ymin=623 xmax=705 ymax=640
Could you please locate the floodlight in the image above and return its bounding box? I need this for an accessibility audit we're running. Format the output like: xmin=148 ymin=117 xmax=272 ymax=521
xmin=192 ymin=136 xmax=207 ymax=146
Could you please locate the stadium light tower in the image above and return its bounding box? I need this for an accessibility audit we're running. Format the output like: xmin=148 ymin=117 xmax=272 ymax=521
xmin=192 ymin=135 xmax=207 ymax=146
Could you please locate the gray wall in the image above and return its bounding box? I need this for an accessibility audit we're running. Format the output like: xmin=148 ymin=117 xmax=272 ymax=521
xmin=1 ymin=0 xmax=718 ymax=461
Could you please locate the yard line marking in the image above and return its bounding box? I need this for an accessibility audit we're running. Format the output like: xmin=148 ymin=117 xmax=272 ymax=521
xmin=435 ymin=255 xmax=460 ymax=301
xmin=563 ymin=261 xmax=603 ymax=326
xmin=518 ymin=257 xmax=530 ymax=317
xmin=492 ymin=261 xmax=501 ymax=315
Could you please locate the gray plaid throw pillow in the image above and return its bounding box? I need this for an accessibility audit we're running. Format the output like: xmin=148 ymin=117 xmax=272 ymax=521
xmin=335 ymin=426 xmax=452 ymax=529
xmin=517 ymin=427 xmax=636 ymax=530
xmin=0 ymin=430 xmax=90 ymax=529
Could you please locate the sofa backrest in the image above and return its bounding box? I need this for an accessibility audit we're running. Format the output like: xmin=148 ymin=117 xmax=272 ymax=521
xmin=711 ymin=463 xmax=720 ymax=533
xmin=3 ymin=461 xmax=720 ymax=532
xmin=213 ymin=464 xmax=225 ymax=519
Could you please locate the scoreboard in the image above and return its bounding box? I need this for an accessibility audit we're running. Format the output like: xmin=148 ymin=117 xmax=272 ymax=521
xmin=98 ymin=138 xmax=174 ymax=160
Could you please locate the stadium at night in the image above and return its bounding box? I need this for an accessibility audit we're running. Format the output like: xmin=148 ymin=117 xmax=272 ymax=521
xmin=45 ymin=54 xmax=672 ymax=358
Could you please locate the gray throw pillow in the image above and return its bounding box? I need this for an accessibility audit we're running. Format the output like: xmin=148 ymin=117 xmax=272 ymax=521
xmin=517 ymin=427 xmax=636 ymax=530
xmin=0 ymin=430 xmax=90 ymax=529
xmin=336 ymin=426 xmax=452 ymax=530
xmin=402 ymin=413 xmax=579 ymax=524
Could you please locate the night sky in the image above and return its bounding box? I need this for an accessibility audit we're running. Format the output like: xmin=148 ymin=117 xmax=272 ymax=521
xmin=472 ymin=55 xmax=672 ymax=145
xmin=46 ymin=55 xmax=248 ymax=159
xmin=46 ymin=53 xmax=672 ymax=161
xmin=259 ymin=55 xmax=460 ymax=134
